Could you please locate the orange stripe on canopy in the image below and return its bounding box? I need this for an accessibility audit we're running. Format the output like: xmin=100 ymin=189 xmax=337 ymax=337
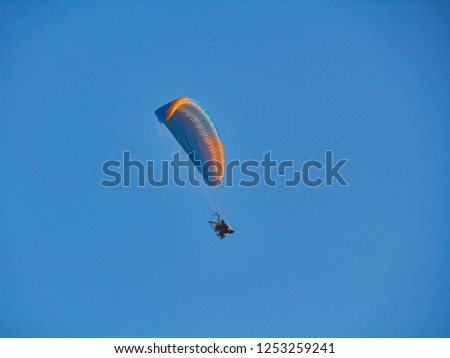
xmin=165 ymin=97 xmax=190 ymax=122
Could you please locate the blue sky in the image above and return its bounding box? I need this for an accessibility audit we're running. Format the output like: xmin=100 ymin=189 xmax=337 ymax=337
xmin=1 ymin=1 xmax=449 ymax=337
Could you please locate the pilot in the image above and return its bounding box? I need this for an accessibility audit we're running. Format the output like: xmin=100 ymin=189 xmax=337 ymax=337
xmin=216 ymin=219 xmax=234 ymax=236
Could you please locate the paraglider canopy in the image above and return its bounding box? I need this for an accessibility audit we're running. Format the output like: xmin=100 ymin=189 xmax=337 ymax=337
xmin=155 ymin=97 xmax=224 ymax=186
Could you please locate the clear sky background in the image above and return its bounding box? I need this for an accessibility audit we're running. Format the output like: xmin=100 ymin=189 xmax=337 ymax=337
xmin=1 ymin=1 xmax=449 ymax=337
